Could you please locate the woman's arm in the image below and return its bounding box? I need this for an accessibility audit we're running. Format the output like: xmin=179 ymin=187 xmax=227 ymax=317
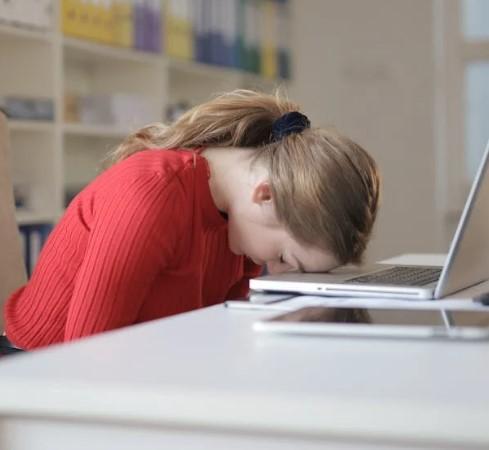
xmin=64 ymin=172 xmax=183 ymax=340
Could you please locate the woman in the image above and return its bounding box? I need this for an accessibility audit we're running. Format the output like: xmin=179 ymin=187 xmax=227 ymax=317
xmin=3 ymin=90 xmax=380 ymax=350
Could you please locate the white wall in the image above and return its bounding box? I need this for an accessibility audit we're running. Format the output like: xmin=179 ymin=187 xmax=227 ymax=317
xmin=289 ymin=0 xmax=442 ymax=262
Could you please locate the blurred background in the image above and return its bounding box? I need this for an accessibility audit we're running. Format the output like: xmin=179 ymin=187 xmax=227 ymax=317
xmin=0 ymin=0 xmax=488 ymax=275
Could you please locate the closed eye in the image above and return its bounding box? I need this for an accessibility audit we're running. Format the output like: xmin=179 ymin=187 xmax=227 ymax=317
xmin=279 ymin=255 xmax=299 ymax=272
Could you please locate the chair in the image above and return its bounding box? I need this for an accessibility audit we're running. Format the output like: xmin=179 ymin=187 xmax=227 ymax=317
xmin=0 ymin=111 xmax=27 ymax=330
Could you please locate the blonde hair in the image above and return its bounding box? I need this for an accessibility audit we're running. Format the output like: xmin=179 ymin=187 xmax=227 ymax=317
xmin=108 ymin=89 xmax=380 ymax=264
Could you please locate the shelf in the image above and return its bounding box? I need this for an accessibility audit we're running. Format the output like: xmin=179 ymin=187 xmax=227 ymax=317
xmin=9 ymin=120 xmax=54 ymax=133
xmin=16 ymin=210 xmax=56 ymax=225
xmin=63 ymin=123 xmax=129 ymax=139
xmin=0 ymin=22 xmax=53 ymax=43
xmin=167 ymin=58 xmax=246 ymax=80
xmin=63 ymin=37 xmax=163 ymax=66
xmin=167 ymin=57 xmax=282 ymax=86
xmin=243 ymin=72 xmax=283 ymax=90
xmin=61 ymin=40 xmax=284 ymax=85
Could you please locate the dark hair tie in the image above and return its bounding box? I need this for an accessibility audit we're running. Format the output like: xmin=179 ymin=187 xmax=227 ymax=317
xmin=270 ymin=111 xmax=311 ymax=142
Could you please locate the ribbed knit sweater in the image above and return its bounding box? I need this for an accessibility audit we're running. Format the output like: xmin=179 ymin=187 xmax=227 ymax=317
xmin=4 ymin=149 xmax=261 ymax=349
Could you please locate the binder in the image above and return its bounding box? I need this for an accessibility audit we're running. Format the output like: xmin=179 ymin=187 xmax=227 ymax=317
xmin=260 ymin=0 xmax=278 ymax=78
xmin=165 ymin=0 xmax=193 ymax=59
xmin=193 ymin=0 xmax=207 ymax=63
xmin=19 ymin=223 xmax=53 ymax=277
xmin=223 ymin=0 xmax=239 ymax=67
xmin=87 ymin=0 xmax=100 ymax=42
xmin=243 ymin=0 xmax=260 ymax=73
xmin=277 ymin=0 xmax=290 ymax=79
xmin=209 ymin=0 xmax=223 ymax=65
xmin=250 ymin=0 xmax=261 ymax=73
xmin=236 ymin=0 xmax=246 ymax=70
xmin=113 ymin=0 xmax=134 ymax=48
xmin=134 ymin=0 xmax=146 ymax=50
xmin=62 ymin=0 xmax=83 ymax=37
xmin=149 ymin=0 xmax=162 ymax=53
xmin=99 ymin=0 xmax=114 ymax=44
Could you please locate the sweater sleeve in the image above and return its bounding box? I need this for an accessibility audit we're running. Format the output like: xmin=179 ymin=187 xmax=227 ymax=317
xmin=64 ymin=172 xmax=183 ymax=341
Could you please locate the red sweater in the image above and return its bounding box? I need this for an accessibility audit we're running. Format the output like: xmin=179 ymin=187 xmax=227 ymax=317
xmin=5 ymin=149 xmax=261 ymax=349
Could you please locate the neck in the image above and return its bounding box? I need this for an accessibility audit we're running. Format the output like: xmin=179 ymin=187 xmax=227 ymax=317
xmin=200 ymin=147 xmax=260 ymax=213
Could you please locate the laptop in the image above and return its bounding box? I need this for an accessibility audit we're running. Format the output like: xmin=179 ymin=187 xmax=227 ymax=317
xmin=250 ymin=139 xmax=489 ymax=300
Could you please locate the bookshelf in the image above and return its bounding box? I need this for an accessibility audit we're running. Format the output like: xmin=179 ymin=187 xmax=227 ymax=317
xmin=9 ymin=120 xmax=55 ymax=133
xmin=0 ymin=0 xmax=289 ymax=247
xmin=0 ymin=22 xmax=54 ymax=43
xmin=63 ymin=123 xmax=129 ymax=138
xmin=63 ymin=35 xmax=163 ymax=65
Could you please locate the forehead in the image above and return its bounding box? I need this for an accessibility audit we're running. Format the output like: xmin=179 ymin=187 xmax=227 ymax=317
xmin=286 ymin=236 xmax=339 ymax=272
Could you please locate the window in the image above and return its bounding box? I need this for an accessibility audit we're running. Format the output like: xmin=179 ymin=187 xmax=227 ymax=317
xmin=462 ymin=1 xmax=489 ymax=180
xmin=463 ymin=0 xmax=489 ymax=40
xmin=434 ymin=0 xmax=489 ymax=244
xmin=465 ymin=63 xmax=489 ymax=179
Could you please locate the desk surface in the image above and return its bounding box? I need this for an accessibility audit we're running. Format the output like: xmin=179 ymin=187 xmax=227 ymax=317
xmin=1 ymin=254 xmax=489 ymax=449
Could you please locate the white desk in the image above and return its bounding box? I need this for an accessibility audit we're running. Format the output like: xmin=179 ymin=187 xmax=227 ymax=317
xmin=1 ymin=254 xmax=489 ymax=450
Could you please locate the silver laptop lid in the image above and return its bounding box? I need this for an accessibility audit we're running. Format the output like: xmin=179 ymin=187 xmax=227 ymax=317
xmin=434 ymin=139 xmax=489 ymax=298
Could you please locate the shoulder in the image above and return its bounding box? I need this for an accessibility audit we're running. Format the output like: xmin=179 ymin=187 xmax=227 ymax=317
xmin=101 ymin=150 xmax=200 ymax=201
xmin=111 ymin=149 xmax=197 ymax=180
xmin=72 ymin=150 xmax=200 ymax=216
xmin=90 ymin=149 xmax=200 ymax=198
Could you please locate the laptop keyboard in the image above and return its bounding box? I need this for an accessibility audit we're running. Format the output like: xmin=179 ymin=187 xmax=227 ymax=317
xmin=345 ymin=266 xmax=442 ymax=287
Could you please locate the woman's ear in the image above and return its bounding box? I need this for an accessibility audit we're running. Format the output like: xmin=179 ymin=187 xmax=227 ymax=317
xmin=251 ymin=180 xmax=279 ymax=225
xmin=252 ymin=181 xmax=273 ymax=205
